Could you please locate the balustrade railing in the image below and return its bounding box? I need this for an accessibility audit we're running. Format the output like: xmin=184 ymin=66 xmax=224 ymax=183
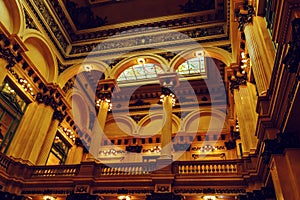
xmin=0 ymin=152 xmax=244 ymax=179
xmin=31 ymin=165 xmax=79 ymax=177
xmin=100 ymin=162 xmax=156 ymax=176
xmin=174 ymin=160 xmax=240 ymax=175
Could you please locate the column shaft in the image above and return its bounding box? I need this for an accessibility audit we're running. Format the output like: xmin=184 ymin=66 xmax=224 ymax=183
xmin=244 ymin=24 xmax=269 ymax=95
xmin=73 ymin=146 xmax=84 ymax=164
xmin=88 ymin=100 xmax=109 ymax=159
xmin=65 ymin=145 xmax=76 ymax=164
xmin=21 ymin=104 xmax=54 ymax=164
xmin=160 ymin=95 xmax=172 ymax=159
xmin=7 ymin=102 xmax=39 ymax=158
xmin=36 ymin=119 xmax=60 ymax=165
xmin=233 ymin=84 xmax=258 ymax=155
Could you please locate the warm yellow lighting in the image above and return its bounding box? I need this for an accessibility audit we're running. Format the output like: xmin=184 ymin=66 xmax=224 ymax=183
xmin=137 ymin=58 xmax=145 ymax=65
xmin=118 ymin=195 xmax=131 ymax=200
xmin=195 ymin=50 xmax=205 ymax=57
xmin=160 ymin=93 xmax=176 ymax=106
xmin=203 ymin=196 xmax=216 ymax=200
xmin=241 ymin=52 xmax=245 ymax=58
xmin=84 ymin=64 xmax=93 ymax=72
xmin=43 ymin=196 xmax=56 ymax=200
xmin=96 ymin=98 xmax=112 ymax=111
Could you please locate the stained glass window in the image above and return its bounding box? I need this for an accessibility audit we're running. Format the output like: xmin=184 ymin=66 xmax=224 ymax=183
xmin=177 ymin=57 xmax=206 ymax=76
xmin=117 ymin=64 xmax=164 ymax=82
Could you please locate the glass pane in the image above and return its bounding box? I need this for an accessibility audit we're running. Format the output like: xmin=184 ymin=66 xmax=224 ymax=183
xmin=123 ymin=67 xmax=136 ymax=80
xmin=117 ymin=64 xmax=163 ymax=82
xmin=177 ymin=57 xmax=206 ymax=76
xmin=177 ymin=63 xmax=189 ymax=74
xmin=133 ymin=65 xmax=147 ymax=79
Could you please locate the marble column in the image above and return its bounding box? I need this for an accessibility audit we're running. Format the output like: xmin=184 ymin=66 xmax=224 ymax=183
xmin=7 ymin=101 xmax=41 ymax=159
xmin=36 ymin=111 xmax=62 ymax=165
xmin=233 ymin=83 xmax=258 ymax=156
xmin=244 ymin=24 xmax=269 ymax=95
xmin=160 ymin=94 xmax=173 ymax=159
xmin=88 ymin=99 xmax=110 ymax=159
xmin=21 ymin=104 xmax=54 ymax=164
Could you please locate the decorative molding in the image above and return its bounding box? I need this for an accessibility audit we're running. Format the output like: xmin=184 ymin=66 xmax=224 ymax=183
xmin=173 ymin=187 xmax=246 ymax=194
xmin=62 ymin=77 xmax=75 ymax=93
xmin=283 ymin=18 xmax=300 ymax=73
xmin=74 ymin=185 xmax=90 ymax=194
xmin=228 ymin=72 xmax=247 ymax=92
xmin=21 ymin=189 xmax=73 ymax=195
xmin=70 ymin=25 xmax=226 ymax=55
xmin=155 ymin=184 xmax=171 ymax=193
xmin=235 ymin=5 xmax=254 ymax=31
xmin=278 ymin=2 xmax=300 ymax=44
xmin=92 ymin=188 xmax=153 ymax=195
xmin=49 ymin=0 xmax=226 ymax=41
xmin=24 ymin=0 xmax=69 ymax=53
xmin=24 ymin=10 xmax=37 ymax=30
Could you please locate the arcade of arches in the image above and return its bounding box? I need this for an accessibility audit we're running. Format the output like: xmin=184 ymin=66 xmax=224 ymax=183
xmin=0 ymin=0 xmax=300 ymax=199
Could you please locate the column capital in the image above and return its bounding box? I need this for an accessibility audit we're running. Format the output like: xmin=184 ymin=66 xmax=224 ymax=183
xmin=228 ymin=69 xmax=247 ymax=92
xmin=235 ymin=4 xmax=255 ymax=31
xmin=96 ymin=79 xmax=119 ymax=102
xmin=157 ymin=72 xmax=179 ymax=89
xmin=96 ymin=79 xmax=119 ymax=94
xmin=52 ymin=109 xmax=66 ymax=122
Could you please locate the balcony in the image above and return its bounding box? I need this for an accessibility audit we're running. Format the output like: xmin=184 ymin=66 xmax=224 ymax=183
xmin=0 ymin=152 xmax=251 ymax=198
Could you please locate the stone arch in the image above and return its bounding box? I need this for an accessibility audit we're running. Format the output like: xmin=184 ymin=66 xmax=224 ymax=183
xmin=71 ymin=92 xmax=90 ymax=132
xmin=136 ymin=112 xmax=180 ymax=137
xmin=110 ymin=53 xmax=169 ymax=80
xmin=57 ymin=61 xmax=108 ymax=88
xmin=182 ymin=108 xmax=227 ymax=134
xmin=0 ymin=0 xmax=24 ymax=34
xmin=169 ymin=47 xmax=232 ymax=71
xmin=22 ymin=31 xmax=57 ymax=83
xmin=104 ymin=115 xmax=137 ymax=137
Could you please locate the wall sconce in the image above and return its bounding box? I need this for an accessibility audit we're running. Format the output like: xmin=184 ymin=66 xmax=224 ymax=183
xmin=160 ymin=93 xmax=176 ymax=106
xmin=19 ymin=78 xmax=34 ymax=96
xmin=96 ymin=98 xmax=112 ymax=111
xmin=60 ymin=126 xmax=76 ymax=142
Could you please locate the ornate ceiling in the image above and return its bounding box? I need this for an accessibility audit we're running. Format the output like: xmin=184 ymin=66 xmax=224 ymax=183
xmin=24 ymin=0 xmax=231 ymax=65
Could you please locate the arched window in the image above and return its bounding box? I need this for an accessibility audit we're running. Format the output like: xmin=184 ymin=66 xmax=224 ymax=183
xmin=177 ymin=56 xmax=206 ymax=76
xmin=117 ymin=63 xmax=164 ymax=82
